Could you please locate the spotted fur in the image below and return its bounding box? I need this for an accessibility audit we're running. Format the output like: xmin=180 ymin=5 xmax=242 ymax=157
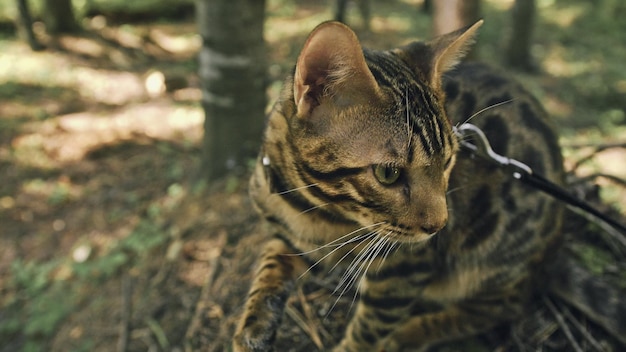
xmin=233 ymin=21 xmax=565 ymax=352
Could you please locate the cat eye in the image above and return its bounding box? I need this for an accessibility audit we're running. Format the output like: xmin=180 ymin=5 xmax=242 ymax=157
xmin=373 ymin=165 xmax=401 ymax=185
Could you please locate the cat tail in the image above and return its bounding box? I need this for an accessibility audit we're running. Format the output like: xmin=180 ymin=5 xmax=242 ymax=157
xmin=546 ymin=247 xmax=626 ymax=346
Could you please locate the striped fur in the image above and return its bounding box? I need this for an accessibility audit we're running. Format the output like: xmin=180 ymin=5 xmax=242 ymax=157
xmin=233 ymin=21 xmax=564 ymax=352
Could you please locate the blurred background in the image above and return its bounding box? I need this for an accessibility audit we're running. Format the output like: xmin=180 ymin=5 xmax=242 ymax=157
xmin=0 ymin=0 xmax=625 ymax=351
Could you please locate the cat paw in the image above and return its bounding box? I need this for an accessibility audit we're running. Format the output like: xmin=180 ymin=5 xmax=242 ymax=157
xmin=233 ymin=286 xmax=291 ymax=351
xmin=232 ymin=321 xmax=274 ymax=352
xmin=233 ymin=309 xmax=280 ymax=352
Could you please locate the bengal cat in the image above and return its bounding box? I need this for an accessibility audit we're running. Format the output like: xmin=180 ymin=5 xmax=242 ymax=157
xmin=233 ymin=21 xmax=566 ymax=351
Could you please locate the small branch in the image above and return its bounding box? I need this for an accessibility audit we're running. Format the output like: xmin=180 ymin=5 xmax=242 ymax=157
xmin=543 ymin=296 xmax=584 ymax=352
xmin=117 ymin=273 xmax=133 ymax=352
xmin=146 ymin=317 xmax=169 ymax=349
xmin=285 ymin=302 xmax=324 ymax=351
xmin=564 ymin=141 xmax=626 ymax=149
xmin=591 ymin=173 xmax=626 ymax=188
xmin=558 ymin=302 xmax=606 ymax=352
xmin=510 ymin=328 xmax=529 ymax=352
xmin=297 ymin=286 xmax=329 ymax=348
xmin=570 ymin=173 xmax=626 ymax=189
xmin=567 ymin=142 xmax=626 ymax=174
xmin=567 ymin=205 xmax=626 ymax=257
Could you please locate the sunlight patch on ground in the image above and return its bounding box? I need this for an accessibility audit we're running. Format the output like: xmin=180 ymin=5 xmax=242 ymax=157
xmin=0 ymin=43 xmax=73 ymax=85
xmin=542 ymin=46 xmax=602 ymax=78
xmin=0 ymin=41 xmax=146 ymax=106
xmin=74 ymin=67 xmax=146 ymax=105
xmin=542 ymin=95 xmax=573 ymax=118
xmin=540 ymin=3 xmax=587 ymax=28
xmin=265 ymin=16 xmax=328 ymax=45
xmin=149 ymin=28 xmax=201 ymax=55
xmin=594 ymin=149 xmax=626 ymax=180
xmin=370 ymin=16 xmax=412 ymax=34
xmin=58 ymin=35 xmax=108 ymax=58
xmin=11 ymin=101 xmax=203 ymax=165
xmin=484 ymin=0 xmax=514 ymax=11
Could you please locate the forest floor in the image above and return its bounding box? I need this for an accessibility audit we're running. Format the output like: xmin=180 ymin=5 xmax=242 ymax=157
xmin=1 ymin=0 xmax=625 ymax=351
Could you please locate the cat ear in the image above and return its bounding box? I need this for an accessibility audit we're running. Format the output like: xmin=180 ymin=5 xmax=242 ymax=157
xmin=293 ymin=21 xmax=380 ymax=118
xmin=430 ymin=20 xmax=483 ymax=77
xmin=399 ymin=20 xmax=483 ymax=91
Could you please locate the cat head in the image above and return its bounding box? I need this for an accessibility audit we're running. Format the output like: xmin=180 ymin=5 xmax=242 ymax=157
xmin=283 ymin=21 xmax=481 ymax=242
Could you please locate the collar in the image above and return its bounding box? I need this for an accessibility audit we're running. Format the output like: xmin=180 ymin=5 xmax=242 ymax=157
xmin=262 ymin=154 xmax=278 ymax=194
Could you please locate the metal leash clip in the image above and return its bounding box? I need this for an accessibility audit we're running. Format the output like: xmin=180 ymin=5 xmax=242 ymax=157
xmin=453 ymin=123 xmax=533 ymax=179
xmin=453 ymin=123 xmax=626 ymax=235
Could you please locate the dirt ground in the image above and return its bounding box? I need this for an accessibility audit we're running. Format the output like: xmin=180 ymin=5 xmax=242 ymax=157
xmin=1 ymin=1 xmax=625 ymax=351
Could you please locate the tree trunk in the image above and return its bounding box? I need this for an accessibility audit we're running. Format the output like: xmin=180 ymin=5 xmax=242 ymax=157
xmin=432 ymin=0 xmax=480 ymax=59
xmin=196 ymin=0 xmax=267 ymax=182
xmin=16 ymin=0 xmax=45 ymax=51
xmin=334 ymin=0 xmax=371 ymax=30
xmin=432 ymin=0 xmax=480 ymax=36
xmin=505 ymin=0 xmax=537 ymax=72
xmin=422 ymin=0 xmax=433 ymax=14
xmin=43 ymin=0 xmax=80 ymax=34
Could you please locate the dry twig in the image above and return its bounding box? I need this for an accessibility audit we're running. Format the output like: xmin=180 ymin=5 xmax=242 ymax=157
xmin=146 ymin=317 xmax=169 ymax=349
xmin=117 ymin=273 xmax=133 ymax=352
xmin=286 ymin=292 xmax=325 ymax=351
xmin=543 ymin=296 xmax=584 ymax=352
xmin=570 ymin=173 xmax=626 ymax=188
xmin=564 ymin=141 xmax=626 ymax=150
xmin=559 ymin=301 xmax=606 ymax=352
xmin=298 ymin=286 xmax=334 ymax=345
xmin=567 ymin=205 xmax=626 ymax=257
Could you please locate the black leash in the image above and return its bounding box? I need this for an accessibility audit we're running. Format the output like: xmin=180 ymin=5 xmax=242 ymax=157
xmin=454 ymin=123 xmax=626 ymax=235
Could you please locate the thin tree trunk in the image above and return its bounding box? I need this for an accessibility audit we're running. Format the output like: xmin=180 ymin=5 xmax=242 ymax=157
xmin=505 ymin=0 xmax=537 ymax=71
xmin=432 ymin=0 xmax=480 ymax=58
xmin=422 ymin=0 xmax=432 ymax=14
xmin=334 ymin=0 xmax=371 ymax=30
xmin=196 ymin=0 xmax=267 ymax=181
xmin=432 ymin=0 xmax=480 ymax=36
xmin=43 ymin=0 xmax=80 ymax=34
xmin=16 ymin=0 xmax=44 ymax=51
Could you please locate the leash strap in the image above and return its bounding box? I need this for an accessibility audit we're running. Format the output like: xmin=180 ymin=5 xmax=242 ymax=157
xmin=454 ymin=124 xmax=626 ymax=234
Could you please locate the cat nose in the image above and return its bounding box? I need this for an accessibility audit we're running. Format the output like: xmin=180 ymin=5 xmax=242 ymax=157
xmin=411 ymin=190 xmax=448 ymax=235
xmin=419 ymin=211 xmax=447 ymax=235
xmin=420 ymin=218 xmax=446 ymax=235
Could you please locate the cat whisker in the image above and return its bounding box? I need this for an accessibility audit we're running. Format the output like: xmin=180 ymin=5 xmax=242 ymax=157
xmin=288 ymin=222 xmax=386 ymax=256
xmin=338 ymin=230 xmax=392 ymax=301
xmin=326 ymin=230 xmax=386 ymax=316
xmin=376 ymin=233 xmax=397 ymax=273
xmin=446 ymin=186 xmax=467 ymax=195
xmin=348 ymin=233 xmax=391 ymax=310
xmin=323 ymin=233 xmax=378 ymax=319
xmin=295 ymin=223 xmax=385 ymax=280
xmin=276 ymin=183 xmax=319 ymax=195
xmin=336 ymin=232 xmax=382 ymax=288
xmin=296 ymin=202 xmax=330 ymax=216
xmin=357 ymin=232 xmax=391 ymax=283
xmin=457 ymin=99 xmax=516 ymax=126
xmin=298 ymin=231 xmax=375 ymax=280
xmin=327 ymin=230 xmax=379 ymax=276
